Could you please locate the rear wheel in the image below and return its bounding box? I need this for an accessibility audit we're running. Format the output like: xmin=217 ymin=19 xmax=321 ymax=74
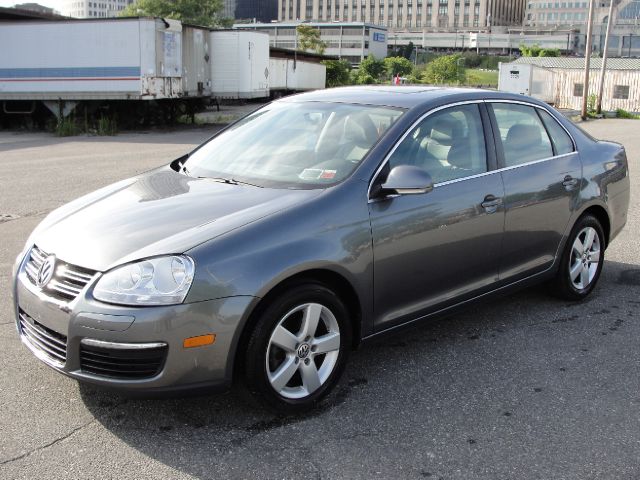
xmin=551 ymin=214 xmax=605 ymax=300
xmin=244 ymin=283 xmax=351 ymax=413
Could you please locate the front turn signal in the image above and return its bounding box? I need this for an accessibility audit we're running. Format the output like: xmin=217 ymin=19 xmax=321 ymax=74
xmin=183 ymin=334 xmax=216 ymax=348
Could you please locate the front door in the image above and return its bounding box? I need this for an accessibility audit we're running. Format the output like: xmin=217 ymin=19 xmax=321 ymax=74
xmin=368 ymin=103 xmax=505 ymax=331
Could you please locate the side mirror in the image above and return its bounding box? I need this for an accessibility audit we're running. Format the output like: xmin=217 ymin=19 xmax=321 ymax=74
xmin=381 ymin=165 xmax=434 ymax=195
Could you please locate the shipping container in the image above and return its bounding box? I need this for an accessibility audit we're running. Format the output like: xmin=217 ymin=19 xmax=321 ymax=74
xmin=209 ymin=30 xmax=270 ymax=99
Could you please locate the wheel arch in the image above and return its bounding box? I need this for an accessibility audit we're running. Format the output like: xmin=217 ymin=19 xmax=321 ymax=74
xmin=578 ymin=203 xmax=611 ymax=248
xmin=231 ymin=268 xmax=363 ymax=383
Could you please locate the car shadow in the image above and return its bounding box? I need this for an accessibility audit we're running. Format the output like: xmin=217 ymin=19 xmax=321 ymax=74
xmin=78 ymin=259 xmax=640 ymax=479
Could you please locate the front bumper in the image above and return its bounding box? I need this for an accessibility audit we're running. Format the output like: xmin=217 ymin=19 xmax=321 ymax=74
xmin=12 ymin=250 xmax=255 ymax=392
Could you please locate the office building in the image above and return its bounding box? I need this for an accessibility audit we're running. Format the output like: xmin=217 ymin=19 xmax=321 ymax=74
xmin=61 ymin=0 xmax=135 ymax=18
xmin=524 ymin=0 xmax=640 ymax=56
xmin=278 ymin=0 xmax=526 ymax=31
xmin=235 ymin=21 xmax=388 ymax=63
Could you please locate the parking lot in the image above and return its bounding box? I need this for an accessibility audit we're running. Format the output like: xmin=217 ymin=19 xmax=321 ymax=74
xmin=0 ymin=119 xmax=638 ymax=480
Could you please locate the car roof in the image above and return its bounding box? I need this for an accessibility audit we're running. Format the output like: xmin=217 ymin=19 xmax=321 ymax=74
xmin=278 ymin=86 xmax=545 ymax=111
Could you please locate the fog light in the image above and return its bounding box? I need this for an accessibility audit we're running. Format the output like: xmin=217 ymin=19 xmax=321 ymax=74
xmin=183 ymin=334 xmax=216 ymax=348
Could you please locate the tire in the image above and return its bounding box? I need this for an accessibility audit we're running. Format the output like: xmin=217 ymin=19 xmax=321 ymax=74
xmin=244 ymin=283 xmax=351 ymax=413
xmin=551 ymin=214 xmax=605 ymax=301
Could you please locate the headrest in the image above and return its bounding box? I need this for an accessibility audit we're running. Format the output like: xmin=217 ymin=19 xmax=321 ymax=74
xmin=505 ymin=123 xmax=541 ymax=148
xmin=430 ymin=117 xmax=461 ymax=146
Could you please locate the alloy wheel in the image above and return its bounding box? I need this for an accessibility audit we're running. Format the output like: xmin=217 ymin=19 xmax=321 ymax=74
xmin=568 ymin=226 xmax=601 ymax=290
xmin=265 ymin=303 xmax=341 ymax=399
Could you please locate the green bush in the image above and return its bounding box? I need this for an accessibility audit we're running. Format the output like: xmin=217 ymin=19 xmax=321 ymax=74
xmin=616 ymin=108 xmax=640 ymax=119
xmin=323 ymin=59 xmax=351 ymax=87
xmin=422 ymin=54 xmax=465 ymax=84
xmin=97 ymin=115 xmax=118 ymax=136
xmin=55 ymin=116 xmax=78 ymax=137
xmin=383 ymin=56 xmax=415 ymax=78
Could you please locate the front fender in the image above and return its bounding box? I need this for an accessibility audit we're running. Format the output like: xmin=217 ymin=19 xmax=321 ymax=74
xmin=184 ymin=179 xmax=375 ymax=335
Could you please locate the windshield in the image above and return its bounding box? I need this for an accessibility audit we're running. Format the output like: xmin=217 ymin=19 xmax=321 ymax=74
xmin=184 ymin=101 xmax=405 ymax=188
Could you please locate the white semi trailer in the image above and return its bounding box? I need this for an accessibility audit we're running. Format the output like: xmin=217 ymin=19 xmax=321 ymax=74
xmin=268 ymin=58 xmax=326 ymax=96
xmin=0 ymin=18 xmax=184 ymax=101
xmin=0 ymin=19 xmax=326 ymax=125
xmin=209 ymin=30 xmax=270 ymax=99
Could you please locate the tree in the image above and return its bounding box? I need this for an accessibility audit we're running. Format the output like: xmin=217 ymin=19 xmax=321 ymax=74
xmin=519 ymin=43 xmax=560 ymax=57
xmin=402 ymin=41 xmax=415 ymax=60
xmin=383 ymin=56 xmax=414 ymax=79
xmin=358 ymin=55 xmax=386 ymax=80
xmin=422 ymin=54 xmax=465 ymax=84
xmin=322 ymin=59 xmax=351 ymax=87
xmin=120 ymin=0 xmax=227 ymax=27
xmin=539 ymin=48 xmax=560 ymax=57
xmin=519 ymin=43 xmax=542 ymax=57
xmin=296 ymin=25 xmax=327 ymax=55
xmin=350 ymin=70 xmax=376 ymax=84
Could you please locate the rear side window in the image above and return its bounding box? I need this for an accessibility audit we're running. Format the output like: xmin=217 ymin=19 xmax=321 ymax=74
xmin=490 ymin=103 xmax=553 ymax=167
xmin=538 ymin=109 xmax=574 ymax=155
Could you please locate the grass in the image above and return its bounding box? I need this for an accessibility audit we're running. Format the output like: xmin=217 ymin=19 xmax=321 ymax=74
xmin=54 ymin=117 xmax=78 ymax=137
xmin=464 ymin=69 xmax=498 ymax=87
xmin=97 ymin=115 xmax=118 ymax=136
xmin=616 ymin=109 xmax=640 ymax=119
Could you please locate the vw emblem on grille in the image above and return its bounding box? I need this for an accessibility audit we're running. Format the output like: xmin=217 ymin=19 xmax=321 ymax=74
xmin=296 ymin=343 xmax=311 ymax=359
xmin=36 ymin=255 xmax=56 ymax=288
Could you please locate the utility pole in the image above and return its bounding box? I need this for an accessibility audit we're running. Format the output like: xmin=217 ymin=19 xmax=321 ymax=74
xmin=581 ymin=0 xmax=596 ymax=120
xmin=596 ymin=0 xmax=615 ymax=114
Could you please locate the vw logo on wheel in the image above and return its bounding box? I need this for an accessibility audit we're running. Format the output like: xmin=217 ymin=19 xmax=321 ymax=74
xmin=296 ymin=343 xmax=311 ymax=359
xmin=36 ymin=255 xmax=56 ymax=288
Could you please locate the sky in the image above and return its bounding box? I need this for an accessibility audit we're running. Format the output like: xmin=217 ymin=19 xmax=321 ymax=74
xmin=1 ymin=0 xmax=62 ymax=9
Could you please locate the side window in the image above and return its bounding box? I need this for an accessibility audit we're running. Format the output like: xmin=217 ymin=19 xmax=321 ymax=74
xmin=388 ymin=104 xmax=487 ymax=184
xmin=491 ymin=103 xmax=553 ymax=167
xmin=538 ymin=109 xmax=574 ymax=155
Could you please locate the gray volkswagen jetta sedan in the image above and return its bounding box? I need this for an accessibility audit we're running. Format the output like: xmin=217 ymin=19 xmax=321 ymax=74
xmin=13 ymin=87 xmax=630 ymax=412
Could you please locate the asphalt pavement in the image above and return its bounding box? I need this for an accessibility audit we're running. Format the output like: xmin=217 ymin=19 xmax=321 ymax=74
xmin=0 ymin=120 xmax=639 ymax=480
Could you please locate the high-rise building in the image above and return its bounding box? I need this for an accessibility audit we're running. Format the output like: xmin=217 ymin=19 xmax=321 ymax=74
xmin=222 ymin=0 xmax=237 ymax=18
xmin=278 ymin=0 xmax=526 ymax=31
xmin=524 ymin=0 xmax=640 ymax=56
xmin=61 ymin=0 xmax=135 ymax=18
xmin=224 ymin=0 xmax=279 ymax=21
xmin=236 ymin=0 xmax=278 ymax=21
xmin=525 ymin=0 xmax=640 ymax=28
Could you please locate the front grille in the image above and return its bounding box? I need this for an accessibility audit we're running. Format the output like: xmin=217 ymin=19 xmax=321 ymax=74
xmin=24 ymin=245 xmax=97 ymax=302
xmin=80 ymin=343 xmax=167 ymax=379
xmin=19 ymin=309 xmax=67 ymax=366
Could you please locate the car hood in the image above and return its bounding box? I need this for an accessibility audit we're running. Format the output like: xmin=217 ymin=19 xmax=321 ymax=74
xmin=32 ymin=167 xmax=321 ymax=272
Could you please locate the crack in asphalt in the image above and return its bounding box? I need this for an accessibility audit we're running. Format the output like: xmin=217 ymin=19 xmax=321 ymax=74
xmin=0 ymin=419 xmax=95 ymax=466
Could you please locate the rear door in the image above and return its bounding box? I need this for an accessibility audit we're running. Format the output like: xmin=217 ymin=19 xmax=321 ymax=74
xmin=487 ymin=101 xmax=582 ymax=282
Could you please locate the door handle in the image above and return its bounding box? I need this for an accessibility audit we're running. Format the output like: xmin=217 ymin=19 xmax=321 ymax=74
xmin=562 ymin=175 xmax=579 ymax=190
xmin=481 ymin=195 xmax=502 ymax=214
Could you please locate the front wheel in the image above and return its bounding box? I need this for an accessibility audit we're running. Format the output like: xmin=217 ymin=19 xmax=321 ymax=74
xmin=551 ymin=214 xmax=605 ymax=300
xmin=244 ymin=283 xmax=351 ymax=413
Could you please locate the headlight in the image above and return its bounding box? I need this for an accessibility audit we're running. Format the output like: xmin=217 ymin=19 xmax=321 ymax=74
xmin=93 ymin=255 xmax=195 ymax=306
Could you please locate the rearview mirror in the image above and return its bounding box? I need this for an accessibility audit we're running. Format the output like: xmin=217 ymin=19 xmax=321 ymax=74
xmin=381 ymin=165 xmax=434 ymax=195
